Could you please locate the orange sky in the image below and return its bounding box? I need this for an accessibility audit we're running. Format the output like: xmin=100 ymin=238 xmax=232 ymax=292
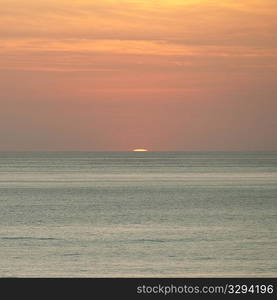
xmin=0 ymin=0 xmax=276 ymax=151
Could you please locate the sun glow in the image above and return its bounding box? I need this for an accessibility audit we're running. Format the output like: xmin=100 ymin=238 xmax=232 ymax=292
xmin=133 ymin=148 xmax=148 ymax=152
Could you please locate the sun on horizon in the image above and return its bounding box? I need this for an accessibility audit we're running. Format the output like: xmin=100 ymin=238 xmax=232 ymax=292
xmin=132 ymin=148 xmax=149 ymax=152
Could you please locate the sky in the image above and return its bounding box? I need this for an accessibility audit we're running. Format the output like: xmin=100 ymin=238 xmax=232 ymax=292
xmin=0 ymin=0 xmax=277 ymax=151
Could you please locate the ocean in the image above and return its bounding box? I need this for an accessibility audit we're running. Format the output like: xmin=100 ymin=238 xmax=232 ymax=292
xmin=0 ymin=151 xmax=276 ymax=277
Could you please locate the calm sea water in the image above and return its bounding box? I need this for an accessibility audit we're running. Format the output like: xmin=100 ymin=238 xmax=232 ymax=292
xmin=0 ymin=151 xmax=276 ymax=277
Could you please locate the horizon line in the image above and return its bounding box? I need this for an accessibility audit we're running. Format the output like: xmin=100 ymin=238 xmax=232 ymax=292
xmin=0 ymin=150 xmax=276 ymax=153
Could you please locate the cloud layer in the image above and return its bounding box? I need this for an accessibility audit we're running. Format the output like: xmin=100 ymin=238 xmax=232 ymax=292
xmin=0 ymin=0 xmax=276 ymax=150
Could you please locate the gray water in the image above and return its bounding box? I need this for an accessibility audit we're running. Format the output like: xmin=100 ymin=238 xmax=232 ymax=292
xmin=0 ymin=151 xmax=276 ymax=277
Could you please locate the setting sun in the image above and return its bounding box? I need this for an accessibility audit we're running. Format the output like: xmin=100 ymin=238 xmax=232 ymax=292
xmin=133 ymin=148 xmax=148 ymax=152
